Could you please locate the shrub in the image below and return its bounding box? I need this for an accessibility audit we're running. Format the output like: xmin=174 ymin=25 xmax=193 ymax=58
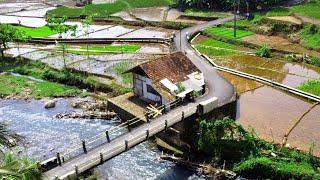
xmin=256 ymin=45 xmax=271 ymax=58
xmin=310 ymin=57 xmax=320 ymax=67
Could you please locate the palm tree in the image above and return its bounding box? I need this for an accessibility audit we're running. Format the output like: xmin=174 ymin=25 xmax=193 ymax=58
xmin=0 ymin=122 xmax=42 ymax=180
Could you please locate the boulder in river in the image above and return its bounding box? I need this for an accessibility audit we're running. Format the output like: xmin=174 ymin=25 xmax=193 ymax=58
xmin=45 ymin=100 xmax=56 ymax=109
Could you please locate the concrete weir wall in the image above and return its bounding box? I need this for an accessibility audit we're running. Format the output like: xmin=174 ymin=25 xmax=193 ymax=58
xmin=156 ymin=100 xmax=237 ymax=154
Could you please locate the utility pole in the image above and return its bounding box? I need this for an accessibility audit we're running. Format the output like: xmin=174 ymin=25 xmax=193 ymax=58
xmin=233 ymin=4 xmax=237 ymax=38
xmin=180 ymin=22 xmax=182 ymax=50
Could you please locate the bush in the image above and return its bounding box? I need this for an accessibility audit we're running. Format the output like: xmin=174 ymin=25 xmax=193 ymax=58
xmin=310 ymin=57 xmax=320 ymax=67
xmin=234 ymin=156 xmax=320 ymax=179
xmin=256 ymin=45 xmax=271 ymax=58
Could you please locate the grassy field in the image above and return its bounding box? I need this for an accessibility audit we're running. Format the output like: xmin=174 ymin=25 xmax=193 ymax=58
xmin=195 ymin=39 xmax=238 ymax=57
xmin=183 ymin=9 xmax=230 ymax=18
xmin=0 ymin=74 xmax=83 ymax=99
xmin=290 ymin=0 xmax=320 ymax=19
xmin=48 ymin=0 xmax=173 ymax=18
xmin=113 ymin=61 xmax=134 ymax=84
xmin=16 ymin=26 xmax=56 ymax=38
xmin=204 ymin=27 xmax=253 ymax=39
xmin=65 ymin=44 xmax=141 ymax=55
xmin=298 ymin=79 xmax=320 ymax=96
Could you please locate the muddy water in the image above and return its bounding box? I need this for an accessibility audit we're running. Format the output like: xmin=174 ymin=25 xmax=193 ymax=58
xmin=0 ymin=99 xmax=202 ymax=179
xmin=221 ymin=72 xmax=320 ymax=156
xmin=215 ymin=54 xmax=320 ymax=87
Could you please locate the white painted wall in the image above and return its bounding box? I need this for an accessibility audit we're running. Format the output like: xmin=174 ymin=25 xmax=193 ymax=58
xmin=133 ymin=73 xmax=165 ymax=104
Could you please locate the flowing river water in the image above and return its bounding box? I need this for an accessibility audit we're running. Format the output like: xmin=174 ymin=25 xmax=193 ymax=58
xmin=0 ymin=99 xmax=202 ymax=179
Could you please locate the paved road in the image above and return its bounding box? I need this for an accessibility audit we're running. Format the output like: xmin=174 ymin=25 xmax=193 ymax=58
xmin=44 ymin=16 xmax=236 ymax=179
xmin=174 ymin=16 xmax=236 ymax=105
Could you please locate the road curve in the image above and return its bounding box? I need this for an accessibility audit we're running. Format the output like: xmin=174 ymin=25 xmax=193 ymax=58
xmin=174 ymin=16 xmax=236 ymax=105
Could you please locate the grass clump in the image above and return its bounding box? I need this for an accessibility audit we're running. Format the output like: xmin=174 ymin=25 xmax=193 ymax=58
xmin=15 ymin=26 xmax=56 ymax=38
xmin=298 ymin=79 xmax=320 ymax=96
xmin=204 ymin=27 xmax=253 ymax=39
xmin=48 ymin=0 xmax=173 ymax=18
xmin=256 ymin=45 xmax=271 ymax=58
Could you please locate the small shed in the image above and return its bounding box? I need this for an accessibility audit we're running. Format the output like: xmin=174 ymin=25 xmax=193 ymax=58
xmin=126 ymin=52 xmax=205 ymax=105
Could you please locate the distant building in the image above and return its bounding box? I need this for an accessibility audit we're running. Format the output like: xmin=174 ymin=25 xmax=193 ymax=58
xmin=126 ymin=52 xmax=205 ymax=105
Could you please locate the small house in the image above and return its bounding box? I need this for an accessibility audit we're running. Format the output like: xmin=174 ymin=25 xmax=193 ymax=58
xmin=126 ymin=52 xmax=205 ymax=105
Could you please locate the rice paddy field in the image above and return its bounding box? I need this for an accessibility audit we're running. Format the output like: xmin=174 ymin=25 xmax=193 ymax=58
xmin=16 ymin=26 xmax=56 ymax=38
xmin=204 ymin=27 xmax=253 ymax=39
xmin=47 ymin=0 xmax=174 ymax=18
xmin=65 ymin=44 xmax=142 ymax=55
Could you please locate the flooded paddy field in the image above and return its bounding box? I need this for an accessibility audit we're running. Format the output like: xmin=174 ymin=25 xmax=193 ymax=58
xmin=0 ymin=99 xmax=202 ymax=179
xmin=242 ymin=34 xmax=320 ymax=57
xmin=214 ymin=54 xmax=320 ymax=87
xmin=220 ymin=72 xmax=320 ymax=156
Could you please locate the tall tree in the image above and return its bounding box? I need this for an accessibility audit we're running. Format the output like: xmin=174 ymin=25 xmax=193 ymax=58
xmin=0 ymin=24 xmax=16 ymax=58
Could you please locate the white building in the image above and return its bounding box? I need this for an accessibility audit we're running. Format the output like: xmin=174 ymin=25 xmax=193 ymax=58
xmin=126 ymin=52 xmax=205 ymax=105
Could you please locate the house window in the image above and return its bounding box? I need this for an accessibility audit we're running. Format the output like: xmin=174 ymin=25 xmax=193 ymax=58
xmin=147 ymin=84 xmax=159 ymax=95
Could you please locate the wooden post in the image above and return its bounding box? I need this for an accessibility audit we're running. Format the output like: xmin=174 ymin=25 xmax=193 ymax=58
xmin=100 ymin=153 xmax=103 ymax=164
xmin=62 ymin=157 xmax=65 ymax=163
xmin=75 ymin=165 xmax=79 ymax=177
xmin=106 ymin=131 xmax=110 ymax=143
xmin=181 ymin=111 xmax=184 ymax=121
xmin=146 ymin=114 xmax=150 ymax=123
xmin=125 ymin=140 xmax=129 ymax=151
xmin=82 ymin=140 xmax=87 ymax=154
xmin=57 ymin=153 xmax=62 ymax=166
xmin=146 ymin=130 xmax=149 ymax=140
xmin=165 ymin=120 xmax=168 ymax=131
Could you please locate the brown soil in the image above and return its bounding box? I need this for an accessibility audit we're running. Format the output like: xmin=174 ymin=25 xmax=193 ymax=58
xmin=267 ymin=16 xmax=302 ymax=25
xmin=242 ymin=34 xmax=320 ymax=57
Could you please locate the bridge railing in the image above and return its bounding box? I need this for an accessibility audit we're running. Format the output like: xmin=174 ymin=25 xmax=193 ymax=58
xmin=42 ymin=98 xmax=186 ymax=171
xmin=58 ymin=110 xmax=191 ymax=180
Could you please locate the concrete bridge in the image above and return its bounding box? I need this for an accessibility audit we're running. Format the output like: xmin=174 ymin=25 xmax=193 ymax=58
xmin=42 ymin=16 xmax=237 ymax=179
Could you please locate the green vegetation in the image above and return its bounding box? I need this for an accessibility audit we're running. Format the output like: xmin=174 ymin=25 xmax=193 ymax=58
xmin=174 ymin=83 xmax=186 ymax=94
xmin=15 ymin=26 xmax=56 ymax=38
xmin=204 ymin=27 xmax=253 ymax=39
xmin=198 ymin=118 xmax=320 ymax=179
xmin=113 ymin=61 xmax=133 ymax=84
xmin=0 ymin=153 xmax=42 ymax=180
xmin=1 ymin=57 xmax=130 ymax=97
xmin=48 ymin=0 xmax=174 ymax=18
xmin=301 ymin=25 xmax=320 ymax=49
xmin=183 ymin=9 xmax=230 ymax=18
xmin=65 ymin=44 xmax=141 ymax=55
xmin=0 ymin=123 xmax=42 ymax=179
xmin=298 ymin=79 xmax=320 ymax=96
xmin=290 ymin=0 xmax=320 ymax=19
xmin=195 ymin=39 xmax=237 ymax=57
xmin=0 ymin=74 xmax=84 ymax=99
xmin=256 ymin=45 xmax=271 ymax=58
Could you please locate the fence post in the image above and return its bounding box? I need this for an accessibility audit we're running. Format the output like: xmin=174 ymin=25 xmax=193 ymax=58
xmin=75 ymin=165 xmax=79 ymax=178
xmin=57 ymin=152 xmax=62 ymax=166
xmin=106 ymin=131 xmax=110 ymax=143
xmin=181 ymin=111 xmax=184 ymax=121
xmin=100 ymin=153 xmax=103 ymax=164
xmin=146 ymin=129 xmax=149 ymax=140
xmin=82 ymin=140 xmax=87 ymax=154
xmin=165 ymin=120 xmax=168 ymax=131
xmin=125 ymin=140 xmax=128 ymax=151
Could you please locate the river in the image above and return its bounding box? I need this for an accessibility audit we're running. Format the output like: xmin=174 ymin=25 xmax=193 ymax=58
xmin=0 ymin=99 xmax=202 ymax=179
